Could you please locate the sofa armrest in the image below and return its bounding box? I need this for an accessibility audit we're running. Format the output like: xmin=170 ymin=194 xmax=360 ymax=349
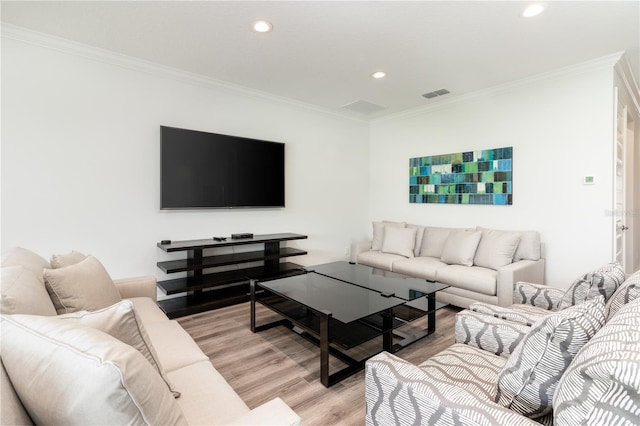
xmin=454 ymin=309 xmax=531 ymax=357
xmin=227 ymin=398 xmax=300 ymax=426
xmin=513 ymin=281 xmax=564 ymax=311
xmin=365 ymin=352 xmax=539 ymax=426
xmin=350 ymin=240 xmax=372 ymax=263
xmin=495 ymin=259 xmax=545 ymax=307
xmin=113 ymin=275 xmax=157 ymax=302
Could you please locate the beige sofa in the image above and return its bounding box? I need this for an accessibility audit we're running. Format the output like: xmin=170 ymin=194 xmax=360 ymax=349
xmin=1 ymin=247 xmax=300 ymax=426
xmin=351 ymin=221 xmax=545 ymax=308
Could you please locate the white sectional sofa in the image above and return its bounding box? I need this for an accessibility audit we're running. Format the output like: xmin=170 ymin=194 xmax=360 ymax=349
xmin=1 ymin=247 xmax=300 ymax=426
xmin=351 ymin=221 xmax=545 ymax=308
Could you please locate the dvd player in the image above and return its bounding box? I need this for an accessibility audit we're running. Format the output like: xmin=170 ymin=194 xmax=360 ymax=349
xmin=231 ymin=233 xmax=254 ymax=239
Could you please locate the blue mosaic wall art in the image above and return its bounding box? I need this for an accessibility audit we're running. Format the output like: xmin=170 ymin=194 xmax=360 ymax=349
xmin=409 ymin=147 xmax=512 ymax=205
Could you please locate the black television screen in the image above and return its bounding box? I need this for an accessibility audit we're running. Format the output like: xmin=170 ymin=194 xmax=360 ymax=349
xmin=160 ymin=126 xmax=285 ymax=209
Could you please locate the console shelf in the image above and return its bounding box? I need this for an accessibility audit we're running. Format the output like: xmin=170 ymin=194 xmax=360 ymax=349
xmin=156 ymin=233 xmax=308 ymax=318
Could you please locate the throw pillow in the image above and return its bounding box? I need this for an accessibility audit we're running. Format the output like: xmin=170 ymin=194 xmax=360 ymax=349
xmin=440 ymin=230 xmax=482 ymax=267
xmin=43 ymin=255 xmax=122 ymax=314
xmin=371 ymin=221 xmax=406 ymax=251
xmin=553 ymin=298 xmax=640 ymax=425
xmin=1 ymin=314 xmax=187 ymax=425
xmin=50 ymin=250 xmax=88 ymax=269
xmin=477 ymin=227 xmax=541 ymax=262
xmin=1 ymin=266 xmax=57 ymax=316
xmin=406 ymin=224 xmax=425 ymax=256
xmin=473 ymin=229 xmax=520 ymax=270
xmin=419 ymin=227 xmax=455 ymax=258
xmin=605 ymin=269 xmax=640 ymax=320
xmin=495 ymin=296 xmax=606 ymax=419
xmin=381 ymin=226 xmax=416 ymax=258
xmin=1 ymin=247 xmax=50 ymax=283
xmin=59 ymin=300 xmax=180 ymax=398
xmin=558 ymin=262 xmax=626 ymax=310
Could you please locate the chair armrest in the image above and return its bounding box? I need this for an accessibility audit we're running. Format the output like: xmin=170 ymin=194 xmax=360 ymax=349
xmin=495 ymin=259 xmax=545 ymax=307
xmin=113 ymin=275 xmax=157 ymax=301
xmin=469 ymin=302 xmax=547 ymax=327
xmin=350 ymin=240 xmax=372 ymax=263
xmin=227 ymin=398 xmax=300 ymax=426
xmin=514 ymin=281 xmax=564 ymax=311
xmin=455 ymin=310 xmax=531 ymax=357
xmin=365 ymin=352 xmax=539 ymax=426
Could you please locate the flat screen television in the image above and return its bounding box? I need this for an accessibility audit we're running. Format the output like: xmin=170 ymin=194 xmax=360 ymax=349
xmin=160 ymin=126 xmax=285 ymax=209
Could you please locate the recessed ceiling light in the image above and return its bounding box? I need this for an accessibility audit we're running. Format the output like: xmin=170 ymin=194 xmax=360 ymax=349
xmin=253 ymin=20 xmax=273 ymax=33
xmin=521 ymin=4 xmax=546 ymax=18
xmin=372 ymin=71 xmax=386 ymax=79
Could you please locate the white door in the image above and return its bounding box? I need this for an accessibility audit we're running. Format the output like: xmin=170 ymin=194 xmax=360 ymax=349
xmin=613 ymin=87 xmax=629 ymax=269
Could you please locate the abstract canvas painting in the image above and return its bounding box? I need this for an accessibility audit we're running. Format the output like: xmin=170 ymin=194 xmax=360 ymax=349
xmin=409 ymin=147 xmax=512 ymax=205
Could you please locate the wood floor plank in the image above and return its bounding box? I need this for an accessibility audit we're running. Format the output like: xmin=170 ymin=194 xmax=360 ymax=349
xmin=178 ymin=301 xmax=459 ymax=425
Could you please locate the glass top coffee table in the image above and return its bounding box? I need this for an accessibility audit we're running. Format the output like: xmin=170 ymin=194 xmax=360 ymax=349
xmin=250 ymin=261 xmax=449 ymax=387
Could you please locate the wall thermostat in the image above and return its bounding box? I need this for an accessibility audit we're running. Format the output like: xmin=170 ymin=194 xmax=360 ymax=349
xmin=583 ymin=175 xmax=596 ymax=185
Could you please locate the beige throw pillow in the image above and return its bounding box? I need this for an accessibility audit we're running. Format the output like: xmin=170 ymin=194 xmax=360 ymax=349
xmin=440 ymin=230 xmax=482 ymax=267
xmin=59 ymin=300 xmax=180 ymax=398
xmin=50 ymin=250 xmax=88 ymax=269
xmin=473 ymin=229 xmax=521 ymax=270
xmin=1 ymin=247 xmax=50 ymax=283
xmin=371 ymin=221 xmax=406 ymax=251
xmin=1 ymin=266 xmax=57 ymax=316
xmin=43 ymin=256 xmax=121 ymax=314
xmin=1 ymin=314 xmax=187 ymax=425
xmin=419 ymin=227 xmax=455 ymax=258
xmin=381 ymin=226 xmax=416 ymax=258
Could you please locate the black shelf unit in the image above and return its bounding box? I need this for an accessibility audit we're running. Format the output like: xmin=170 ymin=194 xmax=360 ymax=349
xmin=156 ymin=233 xmax=308 ymax=318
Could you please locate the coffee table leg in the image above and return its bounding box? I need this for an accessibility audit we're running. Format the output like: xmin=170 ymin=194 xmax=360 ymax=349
xmin=250 ymin=279 xmax=257 ymax=333
xmin=382 ymin=309 xmax=393 ymax=352
xmin=427 ymin=293 xmax=436 ymax=334
xmin=320 ymin=310 xmax=332 ymax=387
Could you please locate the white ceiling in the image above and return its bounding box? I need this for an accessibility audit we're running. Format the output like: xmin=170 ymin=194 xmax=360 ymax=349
xmin=2 ymin=1 xmax=639 ymax=119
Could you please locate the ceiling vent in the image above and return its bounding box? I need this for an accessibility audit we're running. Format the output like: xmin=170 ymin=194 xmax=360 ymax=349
xmin=341 ymin=100 xmax=386 ymax=115
xmin=422 ymin=89 xmax=450 ymax=99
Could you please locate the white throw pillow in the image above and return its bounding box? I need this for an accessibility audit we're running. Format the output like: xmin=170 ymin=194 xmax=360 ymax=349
xmin=43 ymin=255 xmax=121 ymax=314
xmin=473 ymin=229 xmax=521 ymax=270
xmin=381 ymin=227 xmax=417 ymax=258
xmin=1 ymin=266 xmax=57 ymax=316
xmin=419 ymin=227 xmax=456 ymax=258
xmin=371 ymin=220 xmax=406 ymax=251
xmin=440 ymin=230 xmax=483 ymax=267
xmin=50 ymin=250 xmax=88 ymax=269
xmin=407 ymin=224 xmax=425 ymax=256
xmin=59 ymin=300 xmax=180 ymax=397
xmin=1 ymin=314 xmax=187 ymax=425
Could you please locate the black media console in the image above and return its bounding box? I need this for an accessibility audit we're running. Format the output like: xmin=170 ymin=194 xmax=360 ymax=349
xmin=156 ymin=233 xmax=308 ymax=318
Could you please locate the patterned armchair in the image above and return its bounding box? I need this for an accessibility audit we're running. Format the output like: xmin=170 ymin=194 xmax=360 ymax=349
xmin=365 ymin=268 xmax=640 ymax=426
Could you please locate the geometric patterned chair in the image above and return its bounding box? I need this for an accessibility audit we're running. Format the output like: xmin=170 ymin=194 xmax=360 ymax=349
xmin=365 ymin=294 xmax=640 ymax=426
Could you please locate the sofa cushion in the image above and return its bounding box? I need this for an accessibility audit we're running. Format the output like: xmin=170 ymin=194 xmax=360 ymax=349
xmin=1 ymin=266 xmax=57 ymax=316
xmin=418 ymin=343 xmax=505 ymax=401
xmin=381 ymin=226 xmax=416 ymax=258
xmin=371 ymin=221 xmax=405 ymax=251
xmin=473 ymin=229 xmax=520 ymax=270
xmin=43 ymin=255 xmax=122 ymax=314
xmin=1 ymin=314 xmax=187 ymax=425
xmin=358 ymin=251 xmax=406 ymax=271
xmin=440 ymin=230 xmax=482 ymax=267
xmin=1 ymin=359 xmax=33 ymax=426
xmin=58 ymin=300 xmax=179 ymax=397
xmin=50 ymin=250 xmax=87 ymax=269
xmin=496 ymin=296 xmax=606 ymax=419
xmin=419 ymin=227 xmax=456 ymax=258
xmin=406 ymin=224 xmax=425 ymax=256
xmin=605 ymin=269 xmax=640 ymax=320
xmin=436 ymin=265 xmax=497 ymax=296
xmin=391 ymin=256 xmax=448 ymax=281
xmin=553 ymin=298 xmax=640 ymax=425
xmin=558 ymin=262 xmax=626 ymax=310
xmin=1 ymin=247 xmax=50 ymax=283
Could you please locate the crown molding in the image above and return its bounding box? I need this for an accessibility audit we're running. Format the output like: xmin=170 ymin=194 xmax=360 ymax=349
xmin=614 ymin=54 xmax=640 ymax=116
xmin=372 ymin=52 xmax=626 ymax=124
xmin=1 ymin=23 xmax=368 ymax=125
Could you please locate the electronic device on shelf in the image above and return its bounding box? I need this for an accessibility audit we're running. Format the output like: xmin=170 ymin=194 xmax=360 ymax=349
xmin=213 ymin=237 xmax=227 ymax=242
xmin=231 ymin=233 xmax=254 ymax=239
xmin=160 ymin=240 xmax=171 ymax=245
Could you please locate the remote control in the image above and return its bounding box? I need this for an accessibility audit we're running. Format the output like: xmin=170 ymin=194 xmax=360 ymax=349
xmin=213 ymin=237 xmax=226 ymax=242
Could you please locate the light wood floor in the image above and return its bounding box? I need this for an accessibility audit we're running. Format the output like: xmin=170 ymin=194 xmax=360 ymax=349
xmin=177 ymin=301 xmax=459 ymax=426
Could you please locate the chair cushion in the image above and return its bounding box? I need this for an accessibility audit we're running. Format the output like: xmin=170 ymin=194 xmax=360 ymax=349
xmin=605 ymin=269 xmax=640 ymax=320
xmin=473 ymin=229 xmax=520 ymax=270
xmin=1 ymin=314 xmax=187 ymax=425
xmin=43 ymin=255 xmax=122 ymax=314
xmin=59 ymin=300 xmax=179 ymax=397
xmin=371 ymin=221 xmax=405 ymax=251
xmin=440 ymin=230 xmax=482 ymax=267
xmin=391 ymin=256 xmax=448 ymax=281
xmin=1 ymin=247 xmax=50 ymax=283
xmin=50 ymin=250 xmax=87 ymax=269
xmin=418 ymin=343 xmax=506 ymax=401
xmin=1 ymin=266 xmax=57 ymax=316
xmin=558 ymin=262 xmax=626 ymax=310
xmin=495 ymin=296 xmax=606 ymax=419
xmin=381 ymin=226 xmax=416 ymax=258
xmin=554 ymin=298 xmax=640 ymax=425
xmin=436 ymin=265 xmax=497 ymax=296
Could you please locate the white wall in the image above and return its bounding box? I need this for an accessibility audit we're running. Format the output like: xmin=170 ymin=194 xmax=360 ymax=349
xmin=367 ymin=62 xmax=617 ymax=287
xmin=1 ymin=35 xmax=370 ymax=279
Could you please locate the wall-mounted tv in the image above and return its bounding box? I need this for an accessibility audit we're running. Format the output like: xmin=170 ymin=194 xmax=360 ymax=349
xmin=160 ymin=126 xmax=285 ymax=209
